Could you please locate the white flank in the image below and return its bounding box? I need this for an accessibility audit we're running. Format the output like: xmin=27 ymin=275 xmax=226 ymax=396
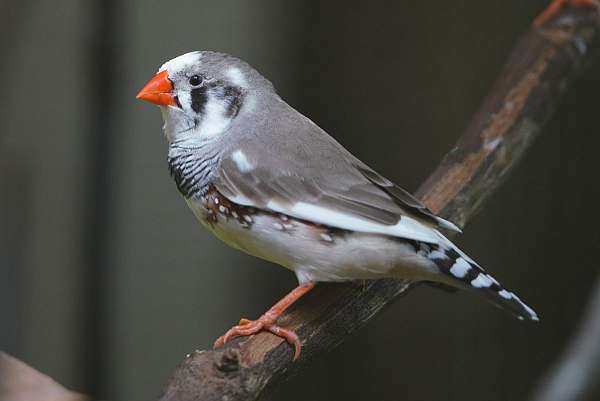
xmin=449 ymin=258 xmax=471 ymax=278
xmin=231 ymin=150 xmax=253 ymax=172
xmin=471 ymin=273 xmax=493 ymax=288
xmin=226 ymin=67 xmax=247 ymax=87
xmin=498 ymin=289 xmax=512 ymax=299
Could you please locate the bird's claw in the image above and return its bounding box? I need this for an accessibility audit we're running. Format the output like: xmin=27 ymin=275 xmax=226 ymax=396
xmin=213 ymin=316 xmax=302 ymax=360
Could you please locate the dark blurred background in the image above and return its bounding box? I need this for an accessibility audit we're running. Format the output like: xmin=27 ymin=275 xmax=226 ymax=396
xmin=1 ymin=1 xmax=599 ymax=400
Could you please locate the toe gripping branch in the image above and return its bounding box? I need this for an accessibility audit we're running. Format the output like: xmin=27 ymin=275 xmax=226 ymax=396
xmin=213 ymin=282 xmax=316 ymax=361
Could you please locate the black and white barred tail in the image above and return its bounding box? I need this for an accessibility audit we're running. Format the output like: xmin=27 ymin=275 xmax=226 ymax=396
xmin=417 ymin=241 xmax=539 ymax=321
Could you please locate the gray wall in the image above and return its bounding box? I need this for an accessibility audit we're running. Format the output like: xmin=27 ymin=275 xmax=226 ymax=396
xmin=1 ymin=1 xmax=599 ymax=401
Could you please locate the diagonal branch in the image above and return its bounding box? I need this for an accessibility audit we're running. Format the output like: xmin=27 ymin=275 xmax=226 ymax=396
xmin=158 ymin=4 xmax=600 ymax=401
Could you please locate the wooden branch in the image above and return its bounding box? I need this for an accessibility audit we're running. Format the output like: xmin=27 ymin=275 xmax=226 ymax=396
xmin=158 ymin=5 xmax=600 ymax=401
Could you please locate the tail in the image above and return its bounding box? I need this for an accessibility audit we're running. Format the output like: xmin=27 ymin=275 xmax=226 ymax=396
xmin=417 ymin=235 xmax=539 ymax=321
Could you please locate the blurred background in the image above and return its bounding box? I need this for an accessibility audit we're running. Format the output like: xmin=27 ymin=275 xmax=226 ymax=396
xmin=1 ymin=1 xmax=599 ymax=400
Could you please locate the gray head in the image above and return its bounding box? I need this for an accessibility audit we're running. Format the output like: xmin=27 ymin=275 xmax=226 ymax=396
xmin=137 ymin=51 xmax=275 ymax=143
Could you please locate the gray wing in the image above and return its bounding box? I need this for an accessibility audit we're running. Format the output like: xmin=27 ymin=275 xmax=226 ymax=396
xmin=213 ymin=104 xmax=459 ymax=243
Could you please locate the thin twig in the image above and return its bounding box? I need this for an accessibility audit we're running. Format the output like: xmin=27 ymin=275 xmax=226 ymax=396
xmin=158 ymin=5 xmax=600 ymax=401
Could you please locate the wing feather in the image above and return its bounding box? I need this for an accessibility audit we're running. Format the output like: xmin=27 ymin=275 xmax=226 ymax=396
xmin=213 ymin=100 xmax=460 ymax=242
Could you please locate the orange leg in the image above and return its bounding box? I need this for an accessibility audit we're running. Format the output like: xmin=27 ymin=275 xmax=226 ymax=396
xmin=213 ymin=281 xmax=316 ymax=360
xmin=533 ymin=0 xmax=600 ymax=27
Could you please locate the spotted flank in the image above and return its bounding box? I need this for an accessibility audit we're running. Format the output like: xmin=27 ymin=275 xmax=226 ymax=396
xmin=415 ymin=242 xmax=539 ymax=321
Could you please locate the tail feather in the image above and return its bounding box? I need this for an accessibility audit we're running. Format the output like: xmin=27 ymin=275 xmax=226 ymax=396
xmin=416 ymin=240 xmax=539 ymax=321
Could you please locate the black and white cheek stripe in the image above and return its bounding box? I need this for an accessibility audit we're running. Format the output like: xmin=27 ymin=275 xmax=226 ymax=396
xmin=190 ymin=86 xmax=208 ymax=113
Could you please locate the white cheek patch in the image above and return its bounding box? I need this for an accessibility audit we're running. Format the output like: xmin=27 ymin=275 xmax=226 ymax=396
xmin=177 ymin=91 xmax=192 ymax=110
xmin=159 ymin=51 xmax=201 ymax=74
xmin=232 ymin=150 xmax=253 ymax=172
xmin=226 ymin=67 xmax=247 ymax=87
xmin=198 ymin=97 xmax=232 ymax=138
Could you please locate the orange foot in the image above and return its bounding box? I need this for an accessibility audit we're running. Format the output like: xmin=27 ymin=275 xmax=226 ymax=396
xmin=214 ymin=316 xmax=302 ymax=360
xmin=213 ymin=281 xmax=316 ymax=361
xmin=534 ymin=0 xmax=600 ymax=27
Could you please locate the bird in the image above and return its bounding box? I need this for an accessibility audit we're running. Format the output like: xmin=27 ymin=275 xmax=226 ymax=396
xmin=136 ymin=51 xmax=538 ymax=360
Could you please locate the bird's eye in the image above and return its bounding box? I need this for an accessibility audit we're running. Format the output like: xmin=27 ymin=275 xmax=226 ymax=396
xmin=189 ymin=75 xmax=203 ymax=86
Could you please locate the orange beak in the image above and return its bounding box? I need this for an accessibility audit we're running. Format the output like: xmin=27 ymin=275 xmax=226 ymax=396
xmin=136 ymin=70 xmax=177 ymax=106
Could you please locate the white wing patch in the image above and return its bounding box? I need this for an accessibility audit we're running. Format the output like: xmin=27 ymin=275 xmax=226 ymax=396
xmin=259 ymin=200 xmax=441 ymax=244
xmin=232 ymin=150 xmax=254 ymax=172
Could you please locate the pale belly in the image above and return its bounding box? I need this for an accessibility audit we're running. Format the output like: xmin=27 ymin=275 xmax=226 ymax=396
xmin=185 ymin=196 xmax=440 ymax=284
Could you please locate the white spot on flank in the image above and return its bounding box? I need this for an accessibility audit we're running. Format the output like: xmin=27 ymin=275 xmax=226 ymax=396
xmin=273 ymin=223 xmax=284 ymax=230
xmin=243 ymin=215 xmax=253 ymax=223
xmin=218 ymin=205 xmax=226 ymax=213
xmin=226 ymin=67 xmax=247 ymax=87
xmin=232 ymin=211 xmax=238 ymax=219
xmin=232 ymin=150 xmax=253 ymax=172
xmin=471 ymin=273 xmax=493 ymax=288
xmin=449 ymin=258 xmax=470 ymax=278
xmin=498 ymin=290 xmax=512 ymax=299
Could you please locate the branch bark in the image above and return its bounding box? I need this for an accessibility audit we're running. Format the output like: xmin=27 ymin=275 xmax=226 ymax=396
xmin=158 ymin=5 xmax=600 ymax=401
